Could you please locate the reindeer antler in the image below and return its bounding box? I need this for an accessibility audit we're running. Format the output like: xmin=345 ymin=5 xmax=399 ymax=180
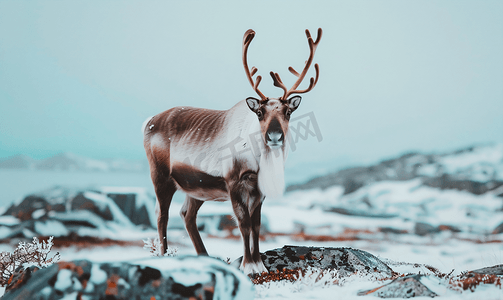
xmin=270 ymin=28 xmax=322 ymax=100
xmin=243 ymin=29 xmax=267 ymax=100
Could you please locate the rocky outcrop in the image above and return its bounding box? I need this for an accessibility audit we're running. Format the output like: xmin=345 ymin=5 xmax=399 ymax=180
xmin=287 ymin=144 xmax=503 ymax=196
xmin=3 ymin=245 xmax=502 ymax=299
xmin=358 ymin=274 xmax=437 ymax=298
xmin=0 ymin=186 xmax=156 ymax=240
xmin=3 ymin=256 xmax=253 ymax=300
xmin=471 ymin=264 xmax=503 ymax=276
xmin=493 ymin=222 xmax=503 ymax=234
xmin=233 ymin=246 xmax=394 ymax=278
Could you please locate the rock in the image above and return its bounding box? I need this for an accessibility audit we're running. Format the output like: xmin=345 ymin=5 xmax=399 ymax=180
xmin=379 ymin=227 xmax=408 ymax=234
xmin=422 ymin=175 xmax=503 ymax=196
xmin=414 ymin=222 xmax=440 ymax=236
xmin=70 ymin=192 xmax=114 ymax=221
xmin=286 ymin=152 xmax=432 ymax=194
xmin=3 ymin=195 xmax=63 ymax=222
xmin=100 ymin=187 xmax=156 ymax=227
xmin=286 ymin=144 xmax=503 ymax=196
xmin=413 ymin=223 xmax=461 ymax=236
xmin=233 ymin=245 xmax=394 ymax=278
xmin=492 ymin=222 xmax=503 ymax=234
xmin=324 ymin=207 xmax=398 ymax=219
xmin=196 ymin=213 xmax=269 ymax=237
xmin=470 ymin=264 xmax=503 ymax=276
xmin=358 ymin=274 xmax=437 ymax=298
xmin=3 ymin=256 xmax=253 ymax=300
xmin=0 ymin=186 xmax=156 ymax=240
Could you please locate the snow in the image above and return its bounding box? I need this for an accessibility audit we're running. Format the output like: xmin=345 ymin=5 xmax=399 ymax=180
xmin=34 ymin=220 xmax=69 ymax=237
xmin=32 ymin=209 xmax=46 ymax=219
xmin=441 ymin=144 xmax=503 ymax=174
xmin=60 ymin=292 xmax=80 ymax=300
xmin=273 ymin=179 xmax=503 ymax=236
xmin=83 ymin=191 xmax=134 ymax=227
xmin=54 ymin=269 xmax=73 ymax=291
xmin=89 ymin=264 xmax=107 ymax=285
xmin=141 ymin=256 xmax=254 ymax=300
xmin=417 ymin=143 xmax=503 ymax=182
xmin=0 ymin=215 xmax=20 ymax=226
xmin=0 ymin=226 xmax=12 ymax=239
xmin=1 ymin=144 xmax=503 ymax=299
xmin=40 ymin=286 xmax=52 ymax=297
xmin=1 ymin=230 xmax=500 ymax=299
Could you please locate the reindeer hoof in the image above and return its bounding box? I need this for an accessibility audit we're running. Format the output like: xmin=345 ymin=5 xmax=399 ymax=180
xmin=240 ymin=261 xmax=268 ymax=275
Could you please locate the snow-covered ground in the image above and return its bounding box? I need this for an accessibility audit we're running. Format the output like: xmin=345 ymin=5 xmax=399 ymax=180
xmin=2 ymin=193 xmax=502 ymax=299
xmin=2 ymin=228 xmax=501 ymax=299
xmin=1 ymin=144 xmax=502 ymax=299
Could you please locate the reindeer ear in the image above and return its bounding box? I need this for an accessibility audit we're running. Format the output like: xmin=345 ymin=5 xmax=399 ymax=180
xmin=287 ymin=96 xmax=302 ymax=112
xmin=246 ymin=97 xmax=261 ymax=113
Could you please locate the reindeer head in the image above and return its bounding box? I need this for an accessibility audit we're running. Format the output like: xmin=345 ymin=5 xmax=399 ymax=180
xmin=242 ymin=28 xmax=322 ymax=149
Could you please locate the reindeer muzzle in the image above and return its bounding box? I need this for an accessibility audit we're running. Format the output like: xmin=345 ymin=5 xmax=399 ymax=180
xmin=266 ymin=131 xmax=284 ymax=148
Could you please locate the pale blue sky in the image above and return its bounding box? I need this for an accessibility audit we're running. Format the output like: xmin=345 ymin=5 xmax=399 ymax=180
xmin=0 ymin=1 xmax=502 ymax=174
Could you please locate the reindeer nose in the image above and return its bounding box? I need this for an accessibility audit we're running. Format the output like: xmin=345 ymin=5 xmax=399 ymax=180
xmin=267 ymin=131 xmax=284 ymax=145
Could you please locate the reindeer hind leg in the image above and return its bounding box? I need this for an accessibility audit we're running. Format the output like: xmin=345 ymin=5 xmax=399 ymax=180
xmin=180 ymin=196 xmax=208 ymax=255
xmin=151 ymin=169 xmax=177 ymax=255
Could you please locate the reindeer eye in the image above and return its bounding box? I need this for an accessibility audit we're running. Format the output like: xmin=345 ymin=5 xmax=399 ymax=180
xmin=256 ymin=110 xmax=263 ymax=119
xmin=286 ymin=110 xmax=292 ymax=119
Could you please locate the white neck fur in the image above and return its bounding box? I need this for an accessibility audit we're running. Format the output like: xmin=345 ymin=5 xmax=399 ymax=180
xmin=258 ymin=147 xmax=286 ymax=199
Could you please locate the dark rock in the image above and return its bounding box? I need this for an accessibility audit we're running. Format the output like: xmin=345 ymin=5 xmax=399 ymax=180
xmin=493 ymin=222 xmax=503 ymax=234
xmin=217 ymin=214 xmax=237 ymax=232
xmin=234 ymin=245 xmax=394 ymax=278
xmin=358 ymin=274 xmax=437 ymax=298
xmin=0 ymin=186 xmax=157 ymax=240
xmin=71 ymin=192 xmax=114 ymax=221
xmin=414 ymin=222 xmax=440 ymax=236
xmin=413 ymin=223 xmax=462 ymax=236
xmin=422 ymin=176 xmax=503 ymax=196
xmin=470 ymin=264 xmax=503 ymax=276
xmin=3 ymin=196 xmax=52 ymax=221
xmin=3 ymin=257 xmax=253 ymax=300
xmin=106 ymin=192 xmax=152 ymax=227
xmin=379 ymin=227 xmax=408 ymax=234
xmin=324 ymin=207 xmax=398 ymax=219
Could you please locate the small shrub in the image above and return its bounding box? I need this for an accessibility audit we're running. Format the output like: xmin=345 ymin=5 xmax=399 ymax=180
xmin=0 ymin=236 xmax=60 ymax=287
xmin=449 ymin=272 xmax=502 ymax=292
xmin=143 ymin=237 xmax=178 ymax=257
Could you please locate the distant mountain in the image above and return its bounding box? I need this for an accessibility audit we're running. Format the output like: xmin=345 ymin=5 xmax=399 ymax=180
xmin=287 ymin=144 xmax=503 ymax=196
xmin=0 ymin=152 xmax=149 ymax=173
xmin=0 ymin=155 xmax=36 ymax=169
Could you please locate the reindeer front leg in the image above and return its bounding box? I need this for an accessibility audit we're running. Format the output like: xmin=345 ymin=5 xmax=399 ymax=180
xmin=230 ymin=178 xmax=268 ymax=275
xmin=250 ymin=200 xmax=268 ymax=274
xmin=230 ymin=192 xmax=254 ymax=273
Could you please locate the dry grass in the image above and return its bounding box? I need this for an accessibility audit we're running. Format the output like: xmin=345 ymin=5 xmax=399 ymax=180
xmin=449 ymin=272 xmax=502 ymax=292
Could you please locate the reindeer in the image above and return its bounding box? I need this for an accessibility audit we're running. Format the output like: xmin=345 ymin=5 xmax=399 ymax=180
xmin=143 ymin=28 xmax=322 ymax=274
